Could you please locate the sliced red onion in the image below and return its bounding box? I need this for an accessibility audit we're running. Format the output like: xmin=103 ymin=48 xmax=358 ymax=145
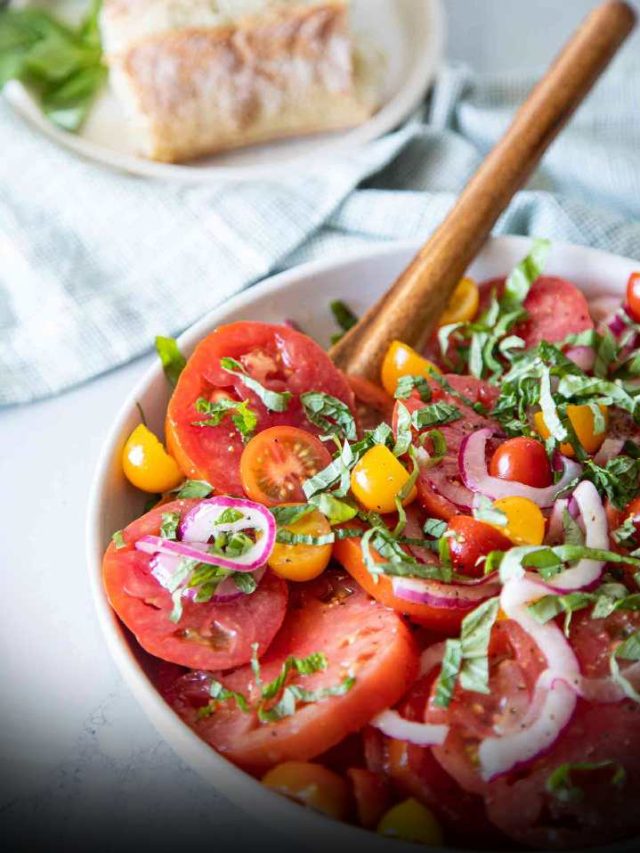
xmin=545 ymin=498 xmax=569 ymax=545
xmin=579 ymin=661 xmax=640 ymax=704
xmin=565 ymin=346 xmax=595 ymax=373
xmin=392 ymin=574 xmax=500 ymax=611
xmin=459 ymin=429 xmax=581 ymax=508
xmin=419 ymin=642 xmax=446 ymax=676
xmin=137 ymin=534 xmax=268 ymax=573
xmin=545 ymin=480 xmax=607 ymax=592
xmin=589 ymin=295 xmax=623 ymax=326
xmin=180 ymin=497 xmax=275 ymax=549
xmin=593 ymin=437 xmax=625 ymax=466
xmin=370 ymin=709 xmax=448 ymax=747
xmin=149 ymin=553 xmax=265 ymax=604
xmin=478 ymin=669 xmax=577 ymax=781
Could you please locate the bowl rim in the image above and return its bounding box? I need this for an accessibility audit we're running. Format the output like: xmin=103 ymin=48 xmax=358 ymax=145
xmin=86 ymin=234 xmax=640 ymax=853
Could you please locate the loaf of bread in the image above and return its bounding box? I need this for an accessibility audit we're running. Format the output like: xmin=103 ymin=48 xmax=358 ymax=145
xmin=101 ymin=0 xmax=376 ymax=163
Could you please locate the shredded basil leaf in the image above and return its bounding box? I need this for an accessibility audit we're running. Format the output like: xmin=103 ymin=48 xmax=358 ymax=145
xmin=395 ymin=375 xmax=432 ymax=402
xmin=111 ymin=530 xmax=126 ymax=549
xmin=260 ymin=652 xmax=328 ymax=701
xmin=545 ymin=760 xmax=626 ymax=803
xmin=155 ymin=336 xmax=187 ymax=388
xmin=472 ymin=495 xmax=507 ymax=527
xmin=502 ymin=238 xmax=551 ymax=309
xmin=330 ymin=300 xmax=358 ymax=332
xmin=411 ymin=402 xmax=461 ymax=430
xmin=276 ymin=529 xmax=335 ymax=547
xmin=160 ymin=511 xmax=181 ymax=541
xmin=301 ymin=392 xmax=357 ymax=441
xmin=192 ymin=396 xmax=258 ymax=439
xmin=308 ymin=493 xmax=358 ymax=525
xmin=393 ymin=402 xmax=413 ymax=457
xmin=271 ymin=504 xmax=315 ymax=526
xmin=610 ymin=629 xmax=640 ymax=703
xmin=258 ymin=676 xmax=355 ymax=723
xmin=220 ymin=357 xmax=291 ymax=412
xmin=173 ymin=479 xmax=214 ymax=499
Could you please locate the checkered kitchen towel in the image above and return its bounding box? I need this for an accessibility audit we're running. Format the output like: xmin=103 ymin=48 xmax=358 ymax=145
xmin=1 ymin=62 xmax=640 ymax=405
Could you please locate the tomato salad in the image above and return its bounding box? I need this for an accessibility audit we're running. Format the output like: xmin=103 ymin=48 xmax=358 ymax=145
xmin=104 ymin=245 xmax=640 ymax=849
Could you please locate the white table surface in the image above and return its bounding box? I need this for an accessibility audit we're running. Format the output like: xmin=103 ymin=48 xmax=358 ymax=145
xmin=2 ymin=2 xmax=639 ymax=851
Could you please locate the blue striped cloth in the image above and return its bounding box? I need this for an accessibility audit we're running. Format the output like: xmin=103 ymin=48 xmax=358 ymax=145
xmin=1 ymin=63 xmax=639 ymax=405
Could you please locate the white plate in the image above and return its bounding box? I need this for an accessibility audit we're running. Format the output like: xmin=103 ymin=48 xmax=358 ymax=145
xmin=5 ymin=0 xmax=445 ymax=182
xmin=87 ymin=235 xmax=640 ymax=852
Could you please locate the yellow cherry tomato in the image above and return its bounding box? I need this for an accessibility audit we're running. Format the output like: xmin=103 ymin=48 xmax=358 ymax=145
xmin=380 ymin=340 xmax=441 ymax=397
xmin=534 ymin=404 xmax=608 ymax=457
xmin=377 ymin=798 xmax=444 ymax=846
xmin=439 ymin=276 xmax=480 ymax=327
xmin=262 ymin=761 xmax=351 ymax=820
xmin=351 ymin=445 xmax=417 ymax=514
xmin=122 ymin=424 xmax=183 ymax=493
xmin=491 ymin=496 xmax=545 ymax=546
xmin=268 ymin=506 xmax=332 ymax=582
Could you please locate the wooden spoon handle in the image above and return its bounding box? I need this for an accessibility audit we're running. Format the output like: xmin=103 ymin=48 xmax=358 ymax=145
xmin=331 ymin=0 xmax=636 ymax=379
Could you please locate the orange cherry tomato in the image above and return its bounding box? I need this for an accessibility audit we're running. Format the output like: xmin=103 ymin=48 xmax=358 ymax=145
xmin=122 ymin=424 xmax=183 ymax=494
xmin=380 ymin=341 xmax=440 ymax=397
xmin=262 ymin=761 xmax=351 ymax=820
xmin=447 ymin=516 xmax=512 ymax=578
xmin=268 ymin=506 xmax=332 ymax=582
xmin=240 ymin=426 xmax=332 ymax=506
xmin=491 ymin=496 xmax=545 ymax=546
xmin=439 ymin=277 xmax=480 ymax=327
xmin=351 ymin=445 xmax=417 ymax=514
xmin=333 ymin=531 xmax=466 ymax=635
xmin=626 ymin=272 xmax=640 ymax=323
xmin=534 ymin=404 xmax=608 ymax=457
xmin=377 ymin=798 xmax=444 ymax=845
xmin=489 ymin=437 xmax=552 ymax=488
xmin=347 ymin=768 xmax=391 ymax=830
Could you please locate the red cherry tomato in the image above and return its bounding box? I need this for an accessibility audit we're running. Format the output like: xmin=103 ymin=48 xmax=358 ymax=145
xmin=240 ymin=425 xmax=332 ymax=506
xmin=626 ymin=272 xmax=640 ymax=322
xmin=489 ymin=437 xmax=552 ymax=488
xmin=447 ymin=516 xmax=512 ymax=578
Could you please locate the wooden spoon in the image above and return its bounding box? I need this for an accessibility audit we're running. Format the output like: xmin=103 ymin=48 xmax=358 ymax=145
xmin=330 ymin=0 xmax=636 ymax=381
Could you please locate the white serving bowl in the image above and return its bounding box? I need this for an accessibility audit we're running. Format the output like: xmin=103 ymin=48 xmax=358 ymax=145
xmin=87 ymin=235 xmax=640 ymax=853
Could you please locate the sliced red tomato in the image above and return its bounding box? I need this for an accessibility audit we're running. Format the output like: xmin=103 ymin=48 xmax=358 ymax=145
xmin=347 ymin=374 xmax=395 ymax=432
xmin=568 ymin=607 xmax=640 ymax=680
xmin=394 ymin=375 xmax=501 ymax=520
xmin=347 ymin=768 xmax=391 ymax=829
xmin=166 ymin=322 xmax=355 ymax=495
xmin=332 ymin=529 xmax=470 ymax=635
xmin=239 ymin=426 xmax=331 ymax=506
xmin=384 ymin=669 xmax=506 ymax=848
xmin=479 ymin=276 xmax=594 ymax=349
xmin=102 ymin=500 xmax=288 ymax=670
xmin=484 ymin=699 xmax=640 ymax=849
xmin=425 ymin=620 xmax=546 ymax=795
xmin=164 ymin=571 xmax=419 ymax=772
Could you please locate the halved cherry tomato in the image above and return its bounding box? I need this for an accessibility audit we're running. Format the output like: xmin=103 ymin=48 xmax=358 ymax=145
xmin=102 ymin=500 xmax=288 ymax=671
xmin=447 ymin=516 xmax=512 ymax=578
xmin=333 ymin=531 xmax=469 ymax=634
xmin=489 ymin=437 xmax=552 ymax=488
xmin=165 ymin=572 xmax=418 ymax=771
xmin=240 ymin=426 xmax=331 ymax=506
xmin=166 ymin=322 xmax=355 ymax=495
xmin=534 ymin=404 xmax=608 ymax=457
xmin=122 ymin=424 xmax=183 ymax=493
xmin=268 ymin=506 xmax=332 ymax=581
xmin=347 ymin=374 xmax=395 ymax=432
xmin=377 ymin=798 xmax=444 ymax=845
xmin=347 ymin=768 xmax=391 ymax=829
xmin=626 ymin=272 xmax=640 ymax=322
xmin=490 ymin=496 xmax=545 ymax=546
xmin=439 ymin=277 xmax=480 ymax=327
xmin=381 ymin=341 xmax=440 ymax=397
xmin=262 ymin=762 xmax=351 ymax=820
xmin=351 ymin=445 xmax=417 ymax=514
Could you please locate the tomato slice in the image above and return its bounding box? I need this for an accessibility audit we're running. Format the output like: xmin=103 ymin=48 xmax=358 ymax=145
xmin=166 ymin=322 xmax=355 ymax=495
xmin=164 ymin=571 xmax=419 ymax=772
xmin=347 ymin=374 xmax=395 ymax=432
xmin=484 ymin=699 xmax=640 ymax=849
xmin=102 ymin=500 xmax=288 ymax=670
xmin=332 ymin=530 xmax=469 ymax=635
xmin=347 ymin=767 xmax=391 ymax=829
xmin=240 ymin=426 xmax=331 ymax=506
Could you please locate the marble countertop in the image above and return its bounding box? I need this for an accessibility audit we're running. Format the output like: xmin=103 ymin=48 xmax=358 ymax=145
xmin=2 ymin=2 xmax=639 ymax=851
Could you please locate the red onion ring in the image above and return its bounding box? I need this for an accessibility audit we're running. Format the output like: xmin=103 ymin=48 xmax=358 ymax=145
xmin=459 ymin=429 xmax=581 ymax=507
xmin=565 ymin=345 xmax=595 ymax=373
xmin=593 ymin=437 xmax=625 ymax=466
xmin=419 ymin=641 xmax=446 ymax=676
xmin=370 ymin=709 xmax=448 ymax=747
xmin=545 ymin=481 xmax=607 ymax=592
xmin=420 ymin=459 xmax=472 ymax=510
xmin=391 ymin=574 xmax=501 ymax=611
